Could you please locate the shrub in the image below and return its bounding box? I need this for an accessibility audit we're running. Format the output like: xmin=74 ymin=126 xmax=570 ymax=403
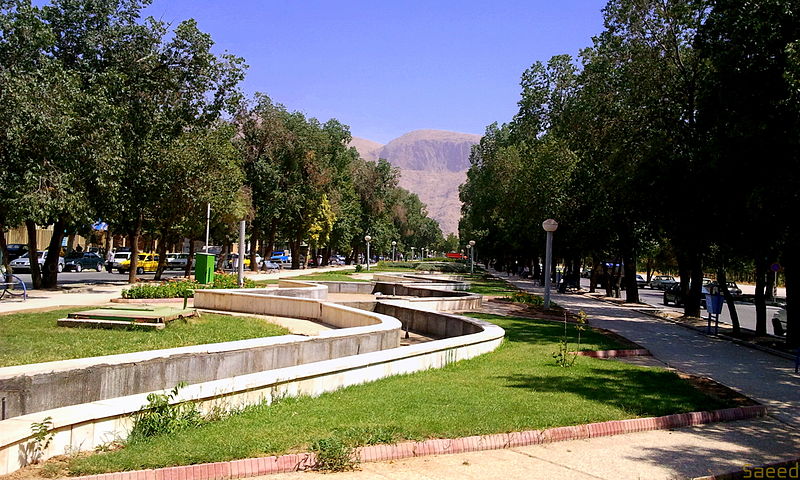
xmin=508 ymin=291 xmax=548 ymax=307
xmin=122 ymin=273 xmax=256 ymax=299
xmin=128 ymin=383 xmax=203 ymax=443
xmin=310 ymin=435 xmax=358 ymax=472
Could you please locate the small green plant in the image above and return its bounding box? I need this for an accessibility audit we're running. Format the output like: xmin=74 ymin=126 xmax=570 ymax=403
xmin=310 ymin=435 xmax=359 ymax=472
xmin=29 ymin=416 xmax=55 ymax=463
xmin=128 ymin=383 xmax=203 ymax=443
xmin=354 ymin=264 xmax=363 ymax=272
xmin=553 ymin=312 xmax=577 ymax=367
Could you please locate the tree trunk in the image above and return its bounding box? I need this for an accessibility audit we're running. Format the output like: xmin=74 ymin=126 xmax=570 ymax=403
xmin=785 ymin=245 xmax=798 ymax=348
xmin=25 ymin=220 xmax=42 ymax=289
xmin=623 ymin=248 xmax=639 ymax=303
xmin=104 ymin=229 xmax=112 ymax=255
xmin=687 ymin=254 xmax=703 ymax=318
xmin=0 ymin=215 xmax=11 ymax=274
xmin=184 ymin=238 xmax=195 ymax=277
xmin=154 ymin=236 xmax=169 ymax=280
xmin=289 ymin=234 xmax=301 ymax=270
xmin=754 ymin=255 xmax=768 ymax=336
xmin=127 ymin=213 xmax=143 ymax=284
xmin=717 ymin=266 xmax=740 ymax=335
xmin=42 ymin=217 xmax=67 ymax=288
xmin=677 ymin=252 xmax=691 ymax=315
xmin=249 ymin=230 xmax=260 ymax=271
xmin=765 ymin=262 xmax=776 ymax=302
xmin=215 ymin=244 xmax=229 ymax=270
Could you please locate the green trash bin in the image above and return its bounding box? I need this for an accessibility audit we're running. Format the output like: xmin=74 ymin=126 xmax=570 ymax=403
xmin=195 ymin=253 xmax=215 ymax=284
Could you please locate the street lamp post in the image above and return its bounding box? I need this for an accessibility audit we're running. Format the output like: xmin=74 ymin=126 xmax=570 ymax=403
xmin=391 ymin=241 xmax=396 ymax=261
xmin=364 ymin=235 xmax=371 ymax=271
xmin=542 ymin=219 xmax=558 ymax=309
xmin=469 ymin=240 xmax=476 ymax=274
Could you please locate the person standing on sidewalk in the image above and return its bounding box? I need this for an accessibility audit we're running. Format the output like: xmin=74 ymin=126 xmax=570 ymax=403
xmin=105 ymin=249 xmax=115 ymax=273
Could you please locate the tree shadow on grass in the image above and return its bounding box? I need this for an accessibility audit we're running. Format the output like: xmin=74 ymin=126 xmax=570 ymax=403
xmin=479 ymin=314 xmax=626 ymax=351
xmin=500 ymin=366 xmax=731 ymax=417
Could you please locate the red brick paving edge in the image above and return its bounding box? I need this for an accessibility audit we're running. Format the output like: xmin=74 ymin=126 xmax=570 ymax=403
xmin=67 ymin=405 xmax=767 ymax=480
xmin=572 ymin=348 xmax=651 ymax=358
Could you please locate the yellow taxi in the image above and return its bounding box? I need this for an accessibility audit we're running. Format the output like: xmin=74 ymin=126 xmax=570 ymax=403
xmin=117 ymin=253 xmax=160 ymax=274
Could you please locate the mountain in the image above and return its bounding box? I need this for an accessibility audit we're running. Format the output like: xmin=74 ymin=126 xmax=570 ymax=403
xmin=349 ymin=129 xmax=481 ymax=235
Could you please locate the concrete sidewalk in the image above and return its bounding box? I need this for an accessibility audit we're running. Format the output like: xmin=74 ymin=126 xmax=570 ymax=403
xmin=260 ymin=417 xmax=798 ymax=480
xmin=0 ymin=265 xmax=350 ymax=315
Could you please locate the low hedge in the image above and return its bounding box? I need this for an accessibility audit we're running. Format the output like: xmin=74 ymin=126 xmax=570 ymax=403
xmin=122 ymin=273 xmax=257 ymax=299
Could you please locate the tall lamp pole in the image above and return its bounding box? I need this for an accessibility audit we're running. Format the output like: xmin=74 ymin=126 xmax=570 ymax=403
xmin=391 ymin=241 xmax=396 ymax=261
xmin=469 ymin=240 xmax=476 ymax=274
xmin=364 ymin=235 xmax=371 ymax=271
xmin=542 ymin=219 xmax=558 ymax=309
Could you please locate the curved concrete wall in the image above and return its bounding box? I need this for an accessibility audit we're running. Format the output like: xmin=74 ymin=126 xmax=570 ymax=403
xmin=0 ymin=296 xmax=399 ymax=419
xmin=0 ymin=275 xmax=503 ymax=475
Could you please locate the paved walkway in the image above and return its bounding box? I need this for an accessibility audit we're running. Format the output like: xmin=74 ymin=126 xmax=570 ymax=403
xmin=260 ymin=417 xmax=798 ymax=480
xmin=502 ymin=275 xmax=800 ymax=428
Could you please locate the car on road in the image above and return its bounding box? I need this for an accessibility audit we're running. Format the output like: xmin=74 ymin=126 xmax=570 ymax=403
xmin=635 ymin=274 xmax=647 ymax=289
xmin=108 ymin=252 xmax=131 ymax=272
xmin=649 ymin=275 xmax=677 ymax=290
xmin=5 ymin=243 xmax=29 ymax=261
xmin=9 ymin=251 xmax=65 ymax=273
xmin=64 ymin=252 xmax=105 ymax=272
xmin=166 ymin=253 xmax=190 ymax=270
xmin=706 ymin=280 xmax=742 ymax=298
xmin=663 ymin=282 xmax=709 ymax=308
xmin=118 ymin=253 xmax=159 ymax=274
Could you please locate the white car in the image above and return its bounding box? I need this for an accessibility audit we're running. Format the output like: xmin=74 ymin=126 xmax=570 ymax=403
xmin=9 ymin=251 xmax=65 ymax=273
xmin=109 ymin=252 xmax=132 ymax=271
xmin=166 ymin=253 xmax=190 ymax=270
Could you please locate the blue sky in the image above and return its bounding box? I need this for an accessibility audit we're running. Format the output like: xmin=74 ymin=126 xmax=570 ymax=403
xmin=143 ymin=1 xmax=608 ymax=144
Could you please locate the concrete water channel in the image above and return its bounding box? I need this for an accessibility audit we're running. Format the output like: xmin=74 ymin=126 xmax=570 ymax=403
xmin=0 ymin=274 xmax=503 ymax=474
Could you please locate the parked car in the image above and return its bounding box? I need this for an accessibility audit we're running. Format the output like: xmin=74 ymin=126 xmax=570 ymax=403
xmin=64 ymin=252 xmax=105 ymax=272
xmin=5 ymin=243 xmax=29 ymax=261
xmin=118 ymin=253 xmax=159 ymax=274
xmin=9 ymin=251 xmax=65 ymax=272
xmin=635 ymin=274 xmax=647 ymax=289
xmin=649 ymin=275 xmax=677 ymax=290
xmin=706 ymin=281 xmax=742 ymax=298
xmin=226 ymin=253 xmax=258 ymax=269
xmin=663 ymin=282 xmax=709 ymax=308
xmin=108 ymin=252 xmax=131 ymax=272
xmin=166 ymin=253 xmax=190 ymax=270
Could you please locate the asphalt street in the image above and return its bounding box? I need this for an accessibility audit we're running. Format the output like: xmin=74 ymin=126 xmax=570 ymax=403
xmin=581 ymin=278 xmax=785 ymax=336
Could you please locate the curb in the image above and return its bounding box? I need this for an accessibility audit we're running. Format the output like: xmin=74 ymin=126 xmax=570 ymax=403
xmin=573 ymin=348 xmax=651 ymax=358
xmin=111 ymin=298 xmax=190 ymax=304
xmin=69 ymin=405 xmax=767 ymax=480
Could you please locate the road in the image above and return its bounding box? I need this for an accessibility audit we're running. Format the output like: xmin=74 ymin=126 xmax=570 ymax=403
xmin=581 ymin=279 xmax=784 ymax=335
xmin=14 ymin=269 xmax=192 ymax=287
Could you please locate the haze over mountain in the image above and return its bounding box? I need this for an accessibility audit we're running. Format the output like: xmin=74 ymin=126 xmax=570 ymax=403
xmin=350 ymin=129 xmax=481 ymax=235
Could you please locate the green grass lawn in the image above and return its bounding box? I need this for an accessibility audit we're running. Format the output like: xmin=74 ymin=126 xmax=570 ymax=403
xmin=291 ymin=270 xmax=369 ymax=282
xmin=0 ymin=309 xmax=290 ymax=367
xmin=465 ymin=274 xmax=519 ymax=295
xmin=69 ymin=313 xmax=729 ymax=475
